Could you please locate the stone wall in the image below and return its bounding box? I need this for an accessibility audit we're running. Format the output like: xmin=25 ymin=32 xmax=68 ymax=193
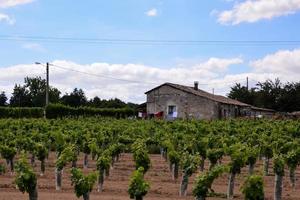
xmin=147 ymin=85 xmax=219 ymax=120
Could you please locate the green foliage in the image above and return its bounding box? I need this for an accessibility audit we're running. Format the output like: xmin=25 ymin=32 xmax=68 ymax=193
xmin=168 ymin=150 xmax=180 ymax=165
xmin=285 ymin=148 xmax=300 ymax=170
xmin=46 ymin=103 xmax=136 ymax=119
xmin=193 ymin=165 xmax=227 ymax=198
xmin=10 ymin=76 xmax=60 ymax=107
xmin=132 ymin=140 xmax=151 ymax=173
xmin=241 ymin=175 xmax=264 ymax=200
xmin=0 ymin=145 xmax=16 ymax=160
xmin=227 ymin=144 xmax=248 ymax=174
xmin=34 ymin=143 xmax=48 ymax=161
xmin=0 ymin=91 xmax=7 ymax=106
xmin=181 ymin=152 xmax=200 ymax=176
xmin=56 ymin=145 xmax=77 ymax=170
xmin=228 ymin=78 xmax=300 ymax=112
xmin=96 ymin=155 xmax=111 ymax=171
xmin=128 ymin=167 xmax=150 ymax=199
xmin=0 ymin=107 xmax=44 ymax=118
xmin=207 ymin=148 xmax=223 ymax=167
xmin=70 ymin=168 xmax=97 ymax=198
xmin=246 ymin=147 xmax=259 ymax=166
xmin=14 ymin=156 xmax=37 ymax=194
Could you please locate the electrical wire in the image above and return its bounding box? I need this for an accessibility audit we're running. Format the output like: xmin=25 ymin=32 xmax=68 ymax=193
xmin=47 ymin=63 xmax=247 ymax=86
xmin=49 ymin=63 xmax=158 ymax=85
xmin=1 ymin=35 xmax=300 ymax=46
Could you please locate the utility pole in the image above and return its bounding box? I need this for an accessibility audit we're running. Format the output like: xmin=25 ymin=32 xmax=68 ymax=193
xmin=46 ymin=62 xmax=49 ymax=107
xmin=212 ymin=88 xmax=215 ymax=95
xmin=246 ymin=77 xmax=249 ymax=91
xmin=35 ymin=62 xmax=50 ymax=118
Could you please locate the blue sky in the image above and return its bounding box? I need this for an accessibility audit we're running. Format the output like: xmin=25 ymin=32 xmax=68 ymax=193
xmin=0 ymin=0 xmax=300 ymax=102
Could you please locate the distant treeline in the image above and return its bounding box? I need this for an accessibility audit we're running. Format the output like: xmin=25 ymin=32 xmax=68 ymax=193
xmin=0 ymin=76 xmax=139 ymax=109
xmin=228 ymin=78 xmax=300 ymax=112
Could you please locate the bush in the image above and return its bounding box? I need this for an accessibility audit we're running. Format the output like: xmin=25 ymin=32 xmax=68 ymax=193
xmin=0 ymin=104 xmax=136 ymax=119
xmin=241 ymin=175 xmax=264 ymax=200
xmin=0 ymin=107 xmax=44 ymax=118
xmin=46 ymin=104 xmax=136 ymax=119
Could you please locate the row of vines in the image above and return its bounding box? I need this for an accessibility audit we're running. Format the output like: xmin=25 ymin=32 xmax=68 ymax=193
xmin=0 ymin=118 xmax=300 ymax=200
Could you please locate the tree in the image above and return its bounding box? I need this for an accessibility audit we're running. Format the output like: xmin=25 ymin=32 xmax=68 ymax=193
xmin=228 ymin=78 xmax=300 ymax=112
xmin=10 ymin=84 xmax=32 ymax=107
xmin=88 ymin=96 xmax=102 ymax=107
xmin=61 ymin=88 xmax=87 ymax=107
xmin=255 ymin=78 xmax=282 ymax=110
xmin=9 ymin=77 xmax=61 ymax=107
xmin=70 ymin=168 xmax=97 ymax=200
xmin=228 ymin=83 xmax=255 ymax=105
xmin=24 ymin=76 xmax=61 ymax=107
xmin=0 ymin=91 xmax=7 ymax=106
xmin=15 ymin=156 xmax=38 ymax=200
xmin=128 ymin=167 xmax=150 ymax=200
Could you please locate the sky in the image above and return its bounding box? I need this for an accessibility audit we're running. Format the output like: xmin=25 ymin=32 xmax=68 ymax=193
xmin=0 ymin=0 xmax=300 ymax=103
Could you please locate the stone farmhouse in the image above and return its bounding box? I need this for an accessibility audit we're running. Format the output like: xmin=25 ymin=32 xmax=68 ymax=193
xmin=145 ymin=82 xmax=275 ymax=120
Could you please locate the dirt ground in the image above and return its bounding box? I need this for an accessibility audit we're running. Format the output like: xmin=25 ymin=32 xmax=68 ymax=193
xmin=0 ymin=153 xmax=299 ymax=200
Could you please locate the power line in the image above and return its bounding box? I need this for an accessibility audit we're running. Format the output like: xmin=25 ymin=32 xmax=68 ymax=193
xmin=47 ymin=63 xmax=247 ymax=87
xmin=49 ymin=63 xmax=158 ymax=85
xmin=1 ymin=35 xmax=300 ymax=46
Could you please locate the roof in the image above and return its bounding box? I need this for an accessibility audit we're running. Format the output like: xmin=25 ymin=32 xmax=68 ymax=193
xmin=145 ymin=82 xmax=250 ymax=107
xmin=291 ymin=111 xmax=300 ymax=116
xmin=250 ymin=106 xmax=276 ymax=112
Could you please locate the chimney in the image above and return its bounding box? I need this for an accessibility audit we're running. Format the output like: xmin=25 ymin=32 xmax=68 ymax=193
xmin=194 ymin=81 xmax=199 ymax=90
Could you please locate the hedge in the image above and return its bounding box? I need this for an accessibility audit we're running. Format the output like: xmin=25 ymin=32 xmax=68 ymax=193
xmin=46 ymin=104 xmax=136 ymax=119
xmin=0 ymin=107 xmax=44 ymax=118
xmin=0 ymin=104 xmax=136 ymax=119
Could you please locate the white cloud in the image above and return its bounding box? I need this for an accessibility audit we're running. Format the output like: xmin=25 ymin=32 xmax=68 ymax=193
xmin=145 ymin=8 xmax=158 ymax=17
xmin=0 ymin=58 xmax=243 ymax=103
xmin=0 ymin=0 xmax=34 ymax=8
xmin=217 ymin=0 xmax=300 ymax=25
xmin=1 ymin=51 xmax=299 ymax=103
xmin=0 ymin=12 xmax=15 ymax=24
xmin=22 ymin=43 xmax=45 ymax=52
xmin=194 ymin=57 xmax=243 ymax=72
xmin=251 ymin=48 xmax=300 ymax=75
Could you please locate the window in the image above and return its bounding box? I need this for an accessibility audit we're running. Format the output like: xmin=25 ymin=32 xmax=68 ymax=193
xmin=168 ymin=105 xmax=177 ymax=117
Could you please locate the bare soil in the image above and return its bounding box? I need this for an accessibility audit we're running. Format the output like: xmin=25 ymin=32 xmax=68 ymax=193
xmin=0 ymin=153 xmax=299 ymax=200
